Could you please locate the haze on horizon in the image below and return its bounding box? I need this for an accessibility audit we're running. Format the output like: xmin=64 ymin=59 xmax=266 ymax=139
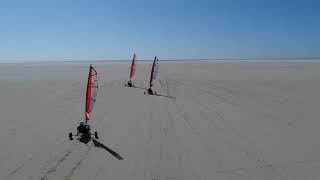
xmin=0 ymin=0 xmax=319 ymax=62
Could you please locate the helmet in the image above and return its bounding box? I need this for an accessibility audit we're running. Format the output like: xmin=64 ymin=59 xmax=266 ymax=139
xmin=79 ymin=121 xmax=84 ymax=125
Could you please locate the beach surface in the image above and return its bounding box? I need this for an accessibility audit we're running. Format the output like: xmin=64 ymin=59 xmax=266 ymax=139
xmin=1 ymin=61 xmax=320 ymax=180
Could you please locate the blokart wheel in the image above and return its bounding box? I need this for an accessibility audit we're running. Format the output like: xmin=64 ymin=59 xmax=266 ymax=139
xmin=94 ymin=131 xmax=98 ymax=139
xmin=69 ymin=132 xmax=73 ymax=140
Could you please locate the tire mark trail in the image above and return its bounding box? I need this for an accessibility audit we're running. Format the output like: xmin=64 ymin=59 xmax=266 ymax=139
xmin=93 ymin=167 xmax=103 ymax=180
xmin=173 ymin=100 xmax=197 ymax=133
xmin=149 ymin=78 xmax=185 ymax=179
xmin=205 ymin=79 xmax=293 ymax=127
xmin=164 ymin=80 xmax=198 ymax=133
xmin=191 ymin=93 xmax=289 ymax=179
xmin=170 ymin=79 xmax=239 ymax=107
xmin=64 ymin=145 xmax=92 ymax=180
xmin=166 ymin=79 xmax=198 ymax=179
xmin=214 ymin=163 xmax=277 ymax=177
xmin=40 ymin=149 xmax=73 ymax=180
xmin=9 ymin=156 xmax=33 ymax=176
xmin=168 ymin=78 xmax=287 ymax=179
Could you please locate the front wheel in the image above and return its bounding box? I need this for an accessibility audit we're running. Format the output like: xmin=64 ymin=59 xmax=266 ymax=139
xmin=94 ymin=131 xmax=98 ymax=139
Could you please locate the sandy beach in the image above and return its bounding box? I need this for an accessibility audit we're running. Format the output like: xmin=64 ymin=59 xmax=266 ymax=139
xmin=1 ymin=61 xmax=320 ymax=180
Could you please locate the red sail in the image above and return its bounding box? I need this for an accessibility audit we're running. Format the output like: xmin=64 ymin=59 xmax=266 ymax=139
xmin=85 ymin=65 xmax=98 ymax=121
xmin=149 ymin=56 xmax=159 ymax=88
xmin=129 ymin=54 xmax=136 ymax=81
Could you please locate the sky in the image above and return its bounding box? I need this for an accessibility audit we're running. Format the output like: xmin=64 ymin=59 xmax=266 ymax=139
xmin=0 ymin=0 xmax=319 ymax=62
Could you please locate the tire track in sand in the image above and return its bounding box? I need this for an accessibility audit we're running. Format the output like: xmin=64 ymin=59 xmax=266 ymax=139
xmin=64 ymin=144 xmax=93 ymax=180
xmin=40 ymin=149 xmax=73 ymax=180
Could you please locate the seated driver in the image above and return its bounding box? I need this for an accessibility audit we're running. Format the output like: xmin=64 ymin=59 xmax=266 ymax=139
xmin=77 ymin=121 xmax=89 ymax=135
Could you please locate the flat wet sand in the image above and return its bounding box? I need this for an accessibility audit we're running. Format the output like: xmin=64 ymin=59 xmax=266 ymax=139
xmin=1 ymin=61 xmax=320 ymax=180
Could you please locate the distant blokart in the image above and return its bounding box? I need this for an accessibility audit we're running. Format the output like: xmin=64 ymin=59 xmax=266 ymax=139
xmin=125 ymin=53 xmax=136 ymax=88
xmin=144 ymin=56 xmax=159 ymax=95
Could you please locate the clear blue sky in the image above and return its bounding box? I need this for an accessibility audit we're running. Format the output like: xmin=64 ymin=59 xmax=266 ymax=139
xmin=0 ymin=0 xmax=319 ymax=62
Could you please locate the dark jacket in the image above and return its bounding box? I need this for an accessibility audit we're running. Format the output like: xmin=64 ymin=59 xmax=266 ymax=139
xmin=77 ymin=124 xmax=89 ymax=135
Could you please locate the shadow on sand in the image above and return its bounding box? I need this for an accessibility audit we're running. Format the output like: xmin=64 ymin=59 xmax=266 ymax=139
xmin=124 ymin=81 xmax=145 ymax=90
xmin=77 ymin=134 xmax=123 ymax=160
xmin=92 ymin=138 xmax=123 ymax=160
xmin=131 ymin=86 xmax=146 ymax=90
xmin=125 ymin=82 xmax=176 ymax=99
xmin=154 ymin=93 xmax=176 ymax=99
xmin=145 ymin=91 xmax=176 ymax=99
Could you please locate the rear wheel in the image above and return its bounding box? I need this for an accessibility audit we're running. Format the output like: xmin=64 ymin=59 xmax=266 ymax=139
xmin=69 ymin=132 xmax=73 ymax=140
xmin=94 ymin=131 xmax=98 ymax=139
